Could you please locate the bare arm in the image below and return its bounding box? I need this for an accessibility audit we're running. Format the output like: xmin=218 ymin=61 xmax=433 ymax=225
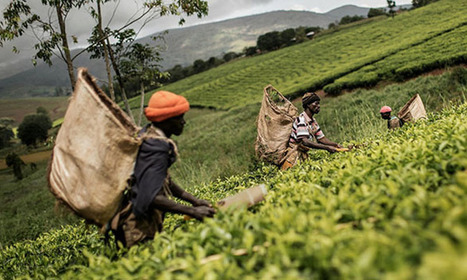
xmin=152 ymin=193 xmax=215 ymax=221
xmin=169 ymin=180 xmax=212 ymax=207
xmin=301 ymin=138 xmax=338 ymax=153
xmin=317 ymin=137 xmax=342 ymax=148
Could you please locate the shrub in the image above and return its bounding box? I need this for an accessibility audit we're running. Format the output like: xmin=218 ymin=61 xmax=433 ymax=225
xmin=0 ymin=125 xmax=14 ymax=149
xmin=5 ymin=152 xmax=25 ymax=180
xmin=449 ymin=66 xmax=467 ymax=85
xmin=368 ymin=8 xmax=386 ymax=18
xmin=17 ymin=113 xmax=52 ymax=146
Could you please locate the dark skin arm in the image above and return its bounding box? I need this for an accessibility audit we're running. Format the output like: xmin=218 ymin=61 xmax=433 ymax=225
xmin=317 ymin=137 xmax=342 ymax=148
xmin=300 ymin=138 xmax=339 ymax=153
xmin=153 ymin=193 xmax=215 ymax=221
xmin=169 ymin=180 xmax=212 ymax=207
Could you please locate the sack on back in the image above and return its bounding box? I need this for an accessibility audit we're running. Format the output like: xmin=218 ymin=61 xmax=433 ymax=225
xmin=398 ymin=94 xmax=427 ymax=123
xmin=255 ymin=85 xmax=298 ymax=166
xmin=48 ymin=68 xmax=140 ymax=228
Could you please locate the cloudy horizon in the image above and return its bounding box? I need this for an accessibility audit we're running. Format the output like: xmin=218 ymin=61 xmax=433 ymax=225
xmin=0 ymin=0 xmax=412 ymax=68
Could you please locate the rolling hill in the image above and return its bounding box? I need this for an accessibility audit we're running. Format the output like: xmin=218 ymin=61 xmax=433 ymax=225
xmin=136 ymin=0 xmax=466 ymax=110
xmin=0 ymin=5 xmax=370 ymax=99
xmin=1 ymin=1 xmax=466 ymax=279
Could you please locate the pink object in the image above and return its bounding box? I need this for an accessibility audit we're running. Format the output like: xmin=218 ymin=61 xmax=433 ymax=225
xmin=380 ymin=106 xmax=392 ymax=113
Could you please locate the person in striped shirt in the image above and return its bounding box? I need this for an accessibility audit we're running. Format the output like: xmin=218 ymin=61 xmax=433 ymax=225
xmin=281 ymin=92 xmax=344 ymax=169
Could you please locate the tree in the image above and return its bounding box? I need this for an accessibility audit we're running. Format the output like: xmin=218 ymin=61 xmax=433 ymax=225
xmin=6 ymin=153 xmax=25 ymax=180
xmin=387 ymin=0 xmax=396 ymax=18
xmin=120 ymin=42 xmax=166 ymax=126
xmin=223 ymin=52 xmax=239 ymax=62
xmin=0 ymin=125 xmax=14 ymax=149
xmin=412 ymin=0 xmax=438 ymax=8
xmin=54 ymin=87 xmax=64 ymax=96
xmin=339 ymin=15 xmax=365 ymax=25
xmin=207 ymin=56 xmax=222 ymax=68
xmin=193 ymin=59 xmax=207 ymax=74
xmin=257 ymin=31 xmax=281 ymax=52
xmin=0 ymin=0 xmax=88 ymax=90
xmin=244 ymin=46 xmax=257 ymax=56
xmin=0 ymin=117 xmax=15 ymax=127
xmin=17 ymin=113 xmax=52 ymax=146
xmin=84 ymin=0 xmax=209 ymax=122
xmin=2 ymin=0 xmax=209 ymax=118
xmin=279 ymin=28 xmax=295 ymax=47
xmin=305 ymin=26 xmax=322 ymax=34
xmin=89 ymin=0 xmax=116 ymax=101
xmin=167 ymin=64 xmax=185 ymax=82
xmin=368 ymin=8 xmax=387 ymax=18
xmin=36 ymin=106 xmax=49 ymax=116
xmin=294 ymin=26 xmax=309 ymax=43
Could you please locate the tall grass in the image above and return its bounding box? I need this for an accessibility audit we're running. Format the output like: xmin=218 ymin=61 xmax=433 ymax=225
xmin=132 ymin=0 xmax=467 ymax=110
xmin=318 ymin=67 xmax=467 ymax=142
xmin=0 ymin=161 xmax=78 ymax=247
xmin=155 ymin=68 xmax=467 ymax=190
xmin=1 ymin=68 xmax=465 ymax=247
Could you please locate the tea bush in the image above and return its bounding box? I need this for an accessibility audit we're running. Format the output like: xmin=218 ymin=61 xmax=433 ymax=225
xmin=2 ymin=102 xmax=465 ymax=279
xmin=130 ymin=0 xmax=467 ymax=110
xmin=326 ymin=24 xmax=467 ymax=93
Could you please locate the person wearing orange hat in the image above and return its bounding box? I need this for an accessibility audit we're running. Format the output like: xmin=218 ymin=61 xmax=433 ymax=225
xmin=111 ymin=91 xmax=215 ymax=248
xmin=380 ymin=105 xmax=404 ymax=129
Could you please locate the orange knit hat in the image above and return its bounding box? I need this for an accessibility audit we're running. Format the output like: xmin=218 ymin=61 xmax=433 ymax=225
xmin=145 ymin=91 xmax=190 ymax=122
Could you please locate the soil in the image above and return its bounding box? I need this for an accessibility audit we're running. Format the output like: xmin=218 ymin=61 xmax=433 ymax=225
xmin=0 ymin=150 xmax=52 ymax=170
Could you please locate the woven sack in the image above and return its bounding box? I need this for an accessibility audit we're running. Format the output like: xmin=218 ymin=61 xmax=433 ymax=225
xmin=48 ymin=68 xmax=141 ymax=227
xmin=397 ymin=94 xmax=427 ymax=123
xmin=255 ymin=85 xmax=298 ymax=165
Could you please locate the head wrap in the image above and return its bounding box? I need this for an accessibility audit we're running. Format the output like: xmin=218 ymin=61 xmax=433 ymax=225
xmin=302 ymin=92 xmax=320 ymax=108
xmin=145 ymin=91 xmax=190 ymax=122
xmin=380 ymin=106 xmax=392 ymax=113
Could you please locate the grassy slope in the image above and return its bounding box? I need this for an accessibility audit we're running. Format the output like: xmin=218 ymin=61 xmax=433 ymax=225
xmin=328 ymin=24 xmax=467 ymax=92
xmin=0 ymin=67 xmax=465 ymax=248
xmin=0 ymin=161 xmax=78 ymax=247
xmin=0 ymin=0 xmax=466 ymax=276
xmin=0 ymin=96 xmax=69 ymax=126
xmin=1 ymin=98 xmax=466 ymax=279
xmin=129 ymin=0 xmax=467 ymax=110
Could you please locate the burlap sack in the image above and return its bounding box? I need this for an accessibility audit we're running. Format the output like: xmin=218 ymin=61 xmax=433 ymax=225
xmin=48 ymin=68 xmax=141 ymax=227
xmin=255 ymin=85 xmax=298 ymax=165
xmin=397 ymin=94 xmax=427 ymax=123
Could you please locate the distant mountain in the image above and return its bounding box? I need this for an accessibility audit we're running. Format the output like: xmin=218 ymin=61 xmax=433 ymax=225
xmin=0 ymin=6 xmax=370 ymax=99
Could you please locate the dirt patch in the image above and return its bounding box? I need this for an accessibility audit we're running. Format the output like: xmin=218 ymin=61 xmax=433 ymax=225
xmin=0 ymin=97 xmax=69 ymax=126
xmin=0 ymin=150 xmax=52 ymax=170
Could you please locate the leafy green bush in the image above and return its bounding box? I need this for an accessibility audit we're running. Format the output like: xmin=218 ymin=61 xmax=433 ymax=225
xmin=131 ymin=0 xmax=467 ymax=109
xmin=2 ymin=102 xmax=466 ymax=279
xmin=17 ymin=113 xmax=52 ymax=146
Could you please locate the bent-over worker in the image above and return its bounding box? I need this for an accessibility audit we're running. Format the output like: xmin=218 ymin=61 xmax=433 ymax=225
xmin=380 ymin=106 xmax=404 ymax=129
xmin=111 ymin=91 xmax=215 ymax=248
xmin=281 ymin=92 xmax=345 ymax=170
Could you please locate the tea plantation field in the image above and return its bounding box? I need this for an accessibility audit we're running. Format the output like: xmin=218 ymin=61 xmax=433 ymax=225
xmin=128 ymin=0 xmax=467 ymax=110
xmin=1 ymin=100 xmax=466 ymax=279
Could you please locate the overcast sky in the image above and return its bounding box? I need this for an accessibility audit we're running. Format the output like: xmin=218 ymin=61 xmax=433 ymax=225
xmin=0 ymin=0 xmax=412 ymax=64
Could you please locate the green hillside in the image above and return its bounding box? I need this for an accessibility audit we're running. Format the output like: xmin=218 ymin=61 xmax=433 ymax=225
xmin=1 ymin=0 xmax=467 ymax=278
xmin=131 ymin=0 xmax=466 ymax=110
xmin=1 ymin=99 xmax=466 ymax=279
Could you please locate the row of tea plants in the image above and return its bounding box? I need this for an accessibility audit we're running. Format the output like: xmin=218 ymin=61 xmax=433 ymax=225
xmin=129 ymin=0 xmax=467 ymax=110
xmin=1 ymin=101 xmax=466 ymax=279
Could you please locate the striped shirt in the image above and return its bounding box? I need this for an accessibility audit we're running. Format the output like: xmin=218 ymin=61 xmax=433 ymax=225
xmin=289 ymin=112 xmax=325 ymax=144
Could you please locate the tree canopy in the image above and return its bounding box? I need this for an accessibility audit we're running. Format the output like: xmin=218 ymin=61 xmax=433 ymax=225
xmin=17 ymin=113 xmax=52 ymax=146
